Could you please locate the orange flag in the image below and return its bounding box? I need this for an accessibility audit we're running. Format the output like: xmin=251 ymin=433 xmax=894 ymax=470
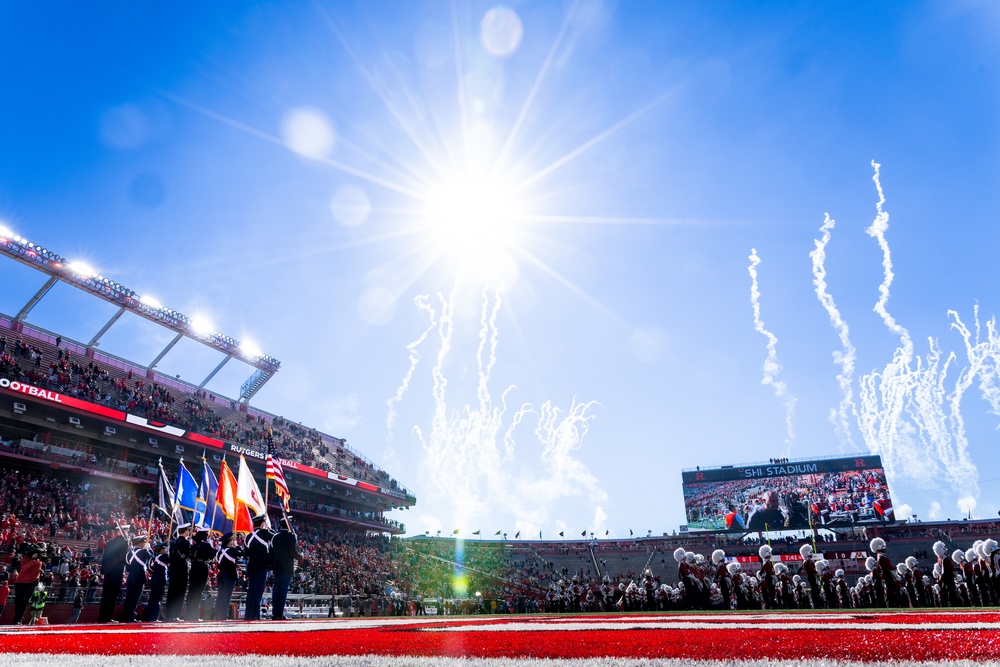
xmin=217 ymin=459 xmax=251 ymax=534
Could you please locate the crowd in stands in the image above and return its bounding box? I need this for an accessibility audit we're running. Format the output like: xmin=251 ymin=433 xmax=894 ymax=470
xmin=0 ymin=331 xmax=404 ymax=492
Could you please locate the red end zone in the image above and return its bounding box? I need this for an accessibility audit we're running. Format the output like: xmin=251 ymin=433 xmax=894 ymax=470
xmin=2 ymin=611 xmax=1000 ymax=660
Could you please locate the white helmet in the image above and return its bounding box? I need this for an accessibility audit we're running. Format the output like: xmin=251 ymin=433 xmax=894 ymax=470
xmin=695 ymin=554 xmax=706 ymax=564
xmin=799 ymin=544 xmax=813 ymax=559
xmin=712 ymin=549 xmax=726 ymax=565
xmin=817 ymin=559 xmax=829 ymax=572
xmin=896 ymin=563 xmax=907 ymax=576
xmin=685 ymin=551 xmax=696 ymax=563
xmin=865 ymin=556 xmax=876 ymax=572
xmin=932 ymin=541 xmax=947 ymax=558
xmin=759 ymin=544 xmax=772 ymax=560
xmin=952 ymin=549 xmax=966 ymax=563
xmin=673 ymin=547 xmax=687 ymax=563
xmin=835 ymin=568 xmax=845 ymax=578
xmin=986 ymin=539 xmax=999 ymax=554
xmin=775 ymin=562 xmax=787 ymax=574
xmin=726 ymin=562 xmax=740 ymax=575
xmin=966 ymin=548 xmax=978 ymax=563
xmin=904 ymin=556 xmax=917 ymax=570
xmin=792 ymin=574 xmax=802 ymax=585
xmin=933 ymin=562 xmax=943 ymax=577
xmin=869 ymin=537 xmax=886 ymax=553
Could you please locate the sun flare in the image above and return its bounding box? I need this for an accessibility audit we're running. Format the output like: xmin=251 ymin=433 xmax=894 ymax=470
xmin=421 ymin=172 xmax=525 ymax=285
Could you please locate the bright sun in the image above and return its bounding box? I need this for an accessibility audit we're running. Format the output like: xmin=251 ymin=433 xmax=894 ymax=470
xmin=422 ymin=172 xmax=524 ymax=285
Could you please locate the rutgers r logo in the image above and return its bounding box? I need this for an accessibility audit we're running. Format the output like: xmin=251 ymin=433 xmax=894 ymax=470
xmin=695 ymin=473 xmax=705 ymax=481
xmin=855 ymin=459 xmax=866 ymax=468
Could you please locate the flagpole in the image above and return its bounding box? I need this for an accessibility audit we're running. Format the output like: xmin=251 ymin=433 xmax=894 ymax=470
xmin=148 ymin=458 xmax=159 ymax=538
xmin=203 ymin=451 xmax=219 ymax=535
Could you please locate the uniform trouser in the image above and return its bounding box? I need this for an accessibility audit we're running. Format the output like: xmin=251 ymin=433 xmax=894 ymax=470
xmin=214 ymin=572 xmax=237 ymax=621
xmin=245 ymin=569 xmax=268 ymax=620
xmin=185 ymin=563 xmax=209 ymax=621
xmin=121 ymin=573 xmax=146 ymax=621
xmin=98 ymin=576 xmax=123 ymax=623
xmin=144 ymin=577 xmax=166 ymax=622
xmin=272 ymin=571 xmax=293 ymax=619
xmin=12 ymin=583 xmax=35 ymax=624
xmin=163 ymin=568 xmax=188 ymax=620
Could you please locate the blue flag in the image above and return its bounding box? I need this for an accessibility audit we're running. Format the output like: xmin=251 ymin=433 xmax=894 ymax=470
xmin=193 ymin=457 xmax=232 ymax=534
xmin=174 ymin=459 xmax=199 ymax=511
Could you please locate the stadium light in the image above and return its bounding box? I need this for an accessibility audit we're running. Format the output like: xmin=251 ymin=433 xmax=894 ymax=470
xmin=139 ymin=294 xmax=163 ymax=309
xmin=0 ymin=224 xmax=13 ymax=238
xmin=67 ymin=261 xmax=97 ymax=277
xmin=189 ymin=316 xmax=214 ymax=336
xmin=240 ymin=339 xmax=262 ymax=359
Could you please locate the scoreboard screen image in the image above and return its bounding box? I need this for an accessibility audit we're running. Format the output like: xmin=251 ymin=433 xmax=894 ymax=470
xmin=680 ymin=455 xmax=893 ymax=532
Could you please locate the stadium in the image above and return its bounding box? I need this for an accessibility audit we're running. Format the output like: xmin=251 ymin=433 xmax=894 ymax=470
xmin=1 ymin=230 xmax=999 ymax=665
xmin=5 ymin=2 xmax=1000 ymax=666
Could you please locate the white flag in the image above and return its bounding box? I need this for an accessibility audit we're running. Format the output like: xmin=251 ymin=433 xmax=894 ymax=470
xmin=235 ymin=455 xmax=270 ymax=529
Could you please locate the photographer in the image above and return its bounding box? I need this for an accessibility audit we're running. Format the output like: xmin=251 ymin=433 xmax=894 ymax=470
xmin=11 ymin=545 xmax=43 ymax=625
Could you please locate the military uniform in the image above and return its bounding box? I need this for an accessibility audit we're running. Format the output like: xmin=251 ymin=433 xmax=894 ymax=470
xmin=163 ymin=526 xmax=191 ymax=621
xmin=244 ymin=516 xmax=274 ymax=621
xmin=143 ymin=544 xmax=169 ymax=622
xmin=121 ymin=536 xmax=151 ymax=622
xmin=185 ymin=530 xmax=215 ymax=620
xmin=214 ymin=533 xmax=243 ymax=621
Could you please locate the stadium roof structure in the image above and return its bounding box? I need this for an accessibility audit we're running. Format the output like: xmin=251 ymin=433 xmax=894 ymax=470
xmin=0 ymin=227 xmax=279 ymax=401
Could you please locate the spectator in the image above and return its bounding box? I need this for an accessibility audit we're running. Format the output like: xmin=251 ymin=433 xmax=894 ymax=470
xmin=27 ymin=583 xmax=47 ymax=625
xmin=11 ymin=546 xmax=43 ymax=625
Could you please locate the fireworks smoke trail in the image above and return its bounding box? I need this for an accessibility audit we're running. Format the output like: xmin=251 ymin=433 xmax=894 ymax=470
xmin=400 ymin=289 xmax=607 ymax=535
xmin=952 ymin=307 xmax=1000 ymax=421
xmin=857 ymin=162 xmax=935 ymax=486
xmin=810 ymin=213 xmax=858 ymax=449
xmin=855 ymin=162 xmax=981 ymax=513
xmin=385 ymin=295 xmax=438 ymax=459
xmin=866 ymin=161 xmax=913 ymax=359
xmin=748 ymin=248 xmax=797 ymax=450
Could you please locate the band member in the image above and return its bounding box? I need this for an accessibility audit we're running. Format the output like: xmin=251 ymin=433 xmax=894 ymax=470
xmin=906 ymin=557 xmax=927 ymax=608
xmin=757 ymin=545 xmax=776 ymax=609
xmin=798 ymin=544 xmax=822 ymax=609
xmin=599 ymin=575 xmax=615 ymax=612
xmin=728 ymin=562 xmax=749 ymax=610
xmin=818 ymin=560 xmax=836 ymax=609
xmin=870 ymin=538 xmax=902 ymax=608
xmin=245 ymin=514 xmax=274 ymax=621
xmin=164 ymin=523 xmax=192 ymax=621
xmin=214 ymin=533 xmax=243 ymax=621
xmin=121 ymin=535 xmax=151 ymax=622
xmin=775 ymin=562 xmax=795 ymax=609
xmin=185 ymin=528 xmax=215 ymax=620
xmin=973 ymin=542 xmax=992 ymax=607
xmin=143 ymin=543 xmax=169 ymax=622
xmin=934 ymin=541 xmax=961 ymax=607
xmin=835 ymin=568 xmax=851 ymax=609
xmin=712 ymin=549 xmax=731 ymax=610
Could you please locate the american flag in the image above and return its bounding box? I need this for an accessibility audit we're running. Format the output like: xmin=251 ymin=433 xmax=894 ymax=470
xmin=265 ymin=444 xmax=291 ymax=510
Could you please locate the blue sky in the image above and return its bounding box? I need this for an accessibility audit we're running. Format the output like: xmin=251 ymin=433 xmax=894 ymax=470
xmin=1 ymin=1 xmax=999 ymax=538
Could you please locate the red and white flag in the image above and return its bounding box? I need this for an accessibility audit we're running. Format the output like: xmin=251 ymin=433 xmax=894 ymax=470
xmin=266 ymin=449 xmax=291 ymax=510
xmin=235 ymin=455 xmax=269 ymax=529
